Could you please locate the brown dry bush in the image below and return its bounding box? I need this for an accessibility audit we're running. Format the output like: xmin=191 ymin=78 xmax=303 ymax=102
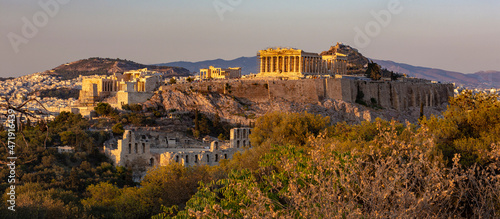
xmin=177 ymin=121 xmax=500 ymax=219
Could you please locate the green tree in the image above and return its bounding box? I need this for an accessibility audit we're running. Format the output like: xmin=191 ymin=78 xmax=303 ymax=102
xmin=186 ymin=77 xmax=194 ymax=82
xmin=218 ymin=133 xmax=225 ymax=141
xmin=112 ymin=123 xmax=125 ymax=135
xmin=2 ymin=183 xmax=78 ymax=218
xmin=250 ymin=111 xmax=330 ymax=147
xmin=94 ymin=102 xmax=115 ymax=116
xmin=81 ymin=182 xmax=122 ymax=218
xmin=60 ymin=130 xmax=76 ymax=145
xmin=128 ymin=104 xmax=143 ymax=112
xmin=365 ymin=60 xmax=382 ymax=80
xmin=163 ymin=118 xmax=500 ymax=218
xmin=421 ymin=90 xmax=500 ymax=166
xmin=169 ymin=78 xmax=177 ymax=84
xmin=192 ymin=110 xmax=212 ymax=138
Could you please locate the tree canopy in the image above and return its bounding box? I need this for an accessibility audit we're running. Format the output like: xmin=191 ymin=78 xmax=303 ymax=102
xmin=365 ymin=60 xmax=382 ymax=80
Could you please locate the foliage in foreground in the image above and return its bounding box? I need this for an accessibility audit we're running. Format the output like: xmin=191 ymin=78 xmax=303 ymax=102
xmin=81 ymin=163 xmax=217 ymax=219
xmin=164 ymin=122 xmax=500 ymax=218
xmin=422 ymin=90 xmax=500 ymax=166
xmin=154 ymin=92 xmax=500 ymax=218
xmin=2 ymin=91 xmax=500 ymax=218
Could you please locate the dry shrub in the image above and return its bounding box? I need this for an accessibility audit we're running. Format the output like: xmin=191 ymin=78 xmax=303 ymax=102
xmin=184 ymin=121 xmax=500 ymax=218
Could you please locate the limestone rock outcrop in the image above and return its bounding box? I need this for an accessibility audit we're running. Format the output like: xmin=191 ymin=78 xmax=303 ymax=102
xmin=144 ymin=87 xmax=448 ymax=126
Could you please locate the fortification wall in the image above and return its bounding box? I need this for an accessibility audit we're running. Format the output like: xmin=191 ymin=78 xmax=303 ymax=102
xmin=160 ymin=78 xmax=453 ymax=111
xmin=340 ymin=80 xmax=454 ymax=110
xmin=267 ymin=80 xmax=319 ymax=103
xmin=227 ymin=80 xmax=270 ymax=102
xmin=116 ymin=91 xmax=154 ymax=107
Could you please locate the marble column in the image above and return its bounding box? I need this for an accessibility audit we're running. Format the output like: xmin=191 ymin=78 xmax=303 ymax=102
xmin=305 ymin=57 xmax=311 ymax=73
xmin=271 ymin=57 xmax=273 ymax=73
xmin=312 ymin=57 xmax=318 ymax=73
xmin=314 ymin=58 xmax=317 ymax=73
xmin=286 ymin=56 xmax=289 ymax=72
xmin=287 ymin=56 xmax=291 ymax=72
xmin=311 ymin=58 xmax=314 ymax=73
xmin=263 ymin=57 xmax=267 ymax=72
xmin=293 ymin=56 xmax=296 ymax=72
xmin=283 ymin=56 xmax=290 ymax=72
xmin=288 ymin=56 xmax=292 ymax=72
xmin=313 ymin=58 xmax=316 ymax=73
xmin=277 ymin=56 xmax=279 ymax=72
xmin=299 ymin=56 xmax=302 ymax=73
xmin=264 ymin=57 xmax=268 ymax=72
xmin=305 ymin=57 xmax=308 ymax=73
xmin=297 ymin=56 xmax=300 ymax=72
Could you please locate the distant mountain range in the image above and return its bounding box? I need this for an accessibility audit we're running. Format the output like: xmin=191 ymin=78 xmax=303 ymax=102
xmin=159 ymin=57 xmax=500 ymax=89
xmin=373 ymin=59 xmax=500 ymax=89
xmin=158 ymin=57 xmax=260 ymax=76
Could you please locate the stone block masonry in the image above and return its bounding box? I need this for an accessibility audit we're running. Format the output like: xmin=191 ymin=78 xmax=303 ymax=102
xmin=162 ymin=78 xmax=454 ymax=111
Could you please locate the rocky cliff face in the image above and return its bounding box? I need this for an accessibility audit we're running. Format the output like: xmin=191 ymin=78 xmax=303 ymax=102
xmin=143 ymin=89 xmax=446 ymax=126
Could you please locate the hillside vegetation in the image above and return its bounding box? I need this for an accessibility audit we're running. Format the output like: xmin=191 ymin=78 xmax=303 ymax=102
xmin=157 ymin=91 xmax=500 ymax=218
xmin=48 ymin=57 xmax=191 ymax=80
xmin=38 ymin=88 xmax=80 ymax=100
xmin=1 ymin=91 xmax=499 ymax=218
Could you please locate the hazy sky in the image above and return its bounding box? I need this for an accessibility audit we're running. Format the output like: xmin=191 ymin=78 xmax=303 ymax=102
xmin=1 ymin=0 xmax=499 ymax=77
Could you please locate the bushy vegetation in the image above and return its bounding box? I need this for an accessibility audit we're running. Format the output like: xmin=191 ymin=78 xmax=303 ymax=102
xmin=81 ymin=163 xmax=218 ymax=219
xmin=165 ymin=123 xmax=500 ymax=218
xmin=422 ymin=90 xmax=500 ymax=166
xmin=94 ymin=103 xmax=118 ymax=117
xmin=365 ymin=60 xmax=402 ymax=81
xmin=156 ymin=91 xmax=500 ymax=218
xmin=191 ymin=110 xmax=231 ymax=140
xmin=0 ymin=112 xmax=134 ymax=218
xmin=38 ymin=88 xmax=79 ymax=100
xmin=2 ymin=91 xmax=499 ymax=218
xmin=95 ymin=103 xmax=157 ymax=129
xmin=365 ymin=60 xmax=382 ymax=80
xmin=121 ymin=104 xmax=143 ymax=112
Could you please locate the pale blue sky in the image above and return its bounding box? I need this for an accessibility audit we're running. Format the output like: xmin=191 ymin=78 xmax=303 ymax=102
xmin=1 ymin=0 xmax=499 ymax=77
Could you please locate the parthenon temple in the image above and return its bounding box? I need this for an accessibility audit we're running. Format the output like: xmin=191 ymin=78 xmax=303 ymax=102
xmin=256 ymin=44 xmax=347 ymax=79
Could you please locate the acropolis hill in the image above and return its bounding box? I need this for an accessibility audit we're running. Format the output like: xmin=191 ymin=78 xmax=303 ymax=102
xmin=161 ymin=77 xmax=452 ymax=112
xmin=67 ymin=43 xmax=453 ymax=124
xmin=141 ymin=44 xmax=454 ymax=125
